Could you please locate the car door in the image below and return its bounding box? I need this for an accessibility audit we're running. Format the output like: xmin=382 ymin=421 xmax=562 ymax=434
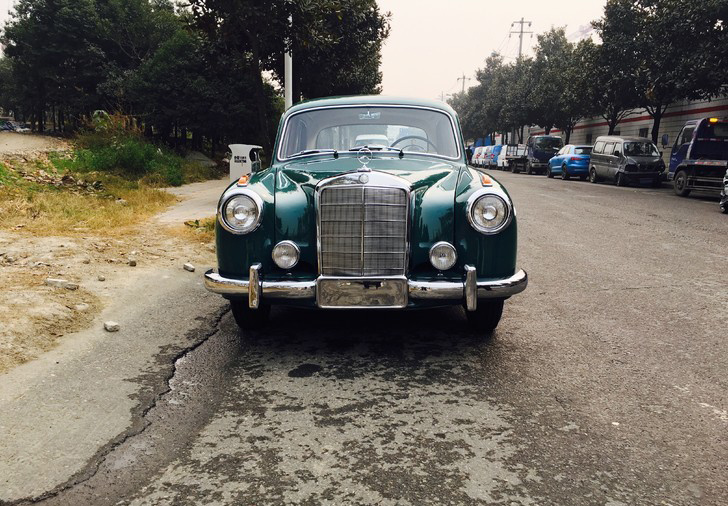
xmin=609 ymin=142 xmax=623 ymax=180
xmin=669 ymin=125 xmax=694 ymax=173
xmin=600 ymin=142 xmax=615 ymax=178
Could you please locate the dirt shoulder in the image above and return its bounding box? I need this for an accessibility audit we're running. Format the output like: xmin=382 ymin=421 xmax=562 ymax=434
xmin=0 ymin=136 xmax=227 ymax=375
xmin=0 ymin=132 xmax=68 ymax=154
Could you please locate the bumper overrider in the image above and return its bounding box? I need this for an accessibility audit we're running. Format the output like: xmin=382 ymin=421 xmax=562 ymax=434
xmin=204 ymin=265 xmax=528 ymax=311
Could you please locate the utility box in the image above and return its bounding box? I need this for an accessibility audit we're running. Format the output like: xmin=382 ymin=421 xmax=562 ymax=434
xmin=229 ymin=144 xmax=263 ymax=182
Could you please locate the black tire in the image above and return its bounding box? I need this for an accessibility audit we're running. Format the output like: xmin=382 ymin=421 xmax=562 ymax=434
xmin=546 ymin=166 xmax=554 ymax=178
xmin=720 ymin=199 xmax=728 ymax=214
xmin=230 ymin=300 xmax=270 ymax=330
xmin=526 ymin=161 xmax=533 ymax=175
xmin=616 ymin=172 xmax=627 ymax=187
xmin=561 ymin=165 xmax=570 ymax=180
xmin=673 ymin=170 xmax=691 ymax=197
xmin=466 ymin=299 xmax=504 ymax=333
xmin=589 ymin=167 xmax=598 ymax=183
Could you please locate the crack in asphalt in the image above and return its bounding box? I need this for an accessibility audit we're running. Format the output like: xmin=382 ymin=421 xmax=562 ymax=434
xmin=1 ymin=306 xmax=230 ymax=506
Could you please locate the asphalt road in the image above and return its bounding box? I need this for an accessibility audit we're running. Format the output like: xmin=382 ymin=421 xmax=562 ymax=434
xmin=11 ymin=171 xmax=728 ymax=505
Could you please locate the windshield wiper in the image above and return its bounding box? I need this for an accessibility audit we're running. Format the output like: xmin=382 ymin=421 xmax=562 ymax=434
xmin=288 ymin=149 xmax=339 ymax=159
xmin=348 ymin=146 xmax=406 ymax=158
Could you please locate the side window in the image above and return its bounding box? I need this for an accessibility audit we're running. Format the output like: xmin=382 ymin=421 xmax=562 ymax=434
xmin=604 ymin=142 xmax=615 ymax=155
xmin=681 ymin=126 xmax=695 ymax=145
xmin=593 ymin=141 xmax=605 ymax=154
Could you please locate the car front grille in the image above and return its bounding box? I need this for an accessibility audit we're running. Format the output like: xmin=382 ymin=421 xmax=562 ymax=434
xmin=319 ymin=185 xmax=408 ymax=277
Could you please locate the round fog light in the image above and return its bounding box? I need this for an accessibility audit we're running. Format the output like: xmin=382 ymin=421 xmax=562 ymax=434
xmin=272 ymin=240 xmax=300 ymax=269
xmin=429 ymin=242 xmax=457 ymax=271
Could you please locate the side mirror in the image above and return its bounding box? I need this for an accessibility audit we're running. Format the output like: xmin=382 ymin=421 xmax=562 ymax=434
xmin=661 ymin=133 xmax=669 ymax=147
xmin=613 ymin=150 xmax=621 ymax=157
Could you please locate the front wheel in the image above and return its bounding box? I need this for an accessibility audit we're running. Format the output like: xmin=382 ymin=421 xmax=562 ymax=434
xmin=466 ymin=299 xmax=504 ymax=333
xmin=526 ymin=161 xmax=533 ymax=175
xmin=720 ymin=198 xmax=728 ymax=214
xmin=674 ymin=170 xmax=691 ymax=197
xmin=230 ymin=300 xmax=270 ymax=330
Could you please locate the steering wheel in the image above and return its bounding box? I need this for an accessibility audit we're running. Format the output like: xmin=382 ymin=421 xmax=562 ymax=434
xmin=391 ymin=135 xmax=438 ymax=152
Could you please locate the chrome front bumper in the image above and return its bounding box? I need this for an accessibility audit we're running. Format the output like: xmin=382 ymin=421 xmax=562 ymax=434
xmin=204 ymin=265 xmax=528 ymax=312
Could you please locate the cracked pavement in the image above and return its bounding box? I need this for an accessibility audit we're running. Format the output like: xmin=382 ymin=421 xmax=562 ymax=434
xmin=2 ymin=172 xmax=727 ymax=505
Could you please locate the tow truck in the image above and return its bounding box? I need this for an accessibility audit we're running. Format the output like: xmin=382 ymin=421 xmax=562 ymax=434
xmin=669 ymin=117 xmax=728 ymax=198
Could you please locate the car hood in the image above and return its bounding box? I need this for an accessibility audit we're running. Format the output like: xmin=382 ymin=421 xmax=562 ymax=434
xmin=276 ymin=155 xmax=462 ymax=191
xmin=273 ymin=155 xmax=464 ymax=249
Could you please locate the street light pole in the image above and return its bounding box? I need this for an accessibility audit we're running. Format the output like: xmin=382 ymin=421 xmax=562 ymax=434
xmin=284 ymin=15 xmax=293 ymax=110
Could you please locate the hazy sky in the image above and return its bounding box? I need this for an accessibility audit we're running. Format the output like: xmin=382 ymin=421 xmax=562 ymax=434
xmin=376 ymin=0 xmax=607 ymax=100
xmin=1 ymin=0 xmax=607 ymax=101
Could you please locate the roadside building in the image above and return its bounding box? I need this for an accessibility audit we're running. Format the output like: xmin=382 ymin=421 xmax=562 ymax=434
xmin=527 ymin=96 xmax=728 ymax=163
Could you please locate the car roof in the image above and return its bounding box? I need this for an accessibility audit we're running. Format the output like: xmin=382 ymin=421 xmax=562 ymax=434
xmin=285 ymin=95 xmax=458 ymax=117
xmin=596 ymin=135 xmax=654 ymax=143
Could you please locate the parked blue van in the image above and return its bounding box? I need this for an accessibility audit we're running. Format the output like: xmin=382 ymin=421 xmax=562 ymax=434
xmin=669 ymin=117 xmax=728 ymax=197
xmin=526 ymin=135 xmax=564 ymax=175
xmin=488 ymin=145 xmax=504 ymax=168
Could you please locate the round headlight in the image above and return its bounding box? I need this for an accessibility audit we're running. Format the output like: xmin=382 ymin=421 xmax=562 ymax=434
xmin=469 ymin=194 xmax=510 ymax=234
xmin=221 ymin=193 xmax=262 ymax=234
xmin=429 ymin=241 xmax=457 ymax=271
xmin=272 ymin=240 xmax=300 ymax=269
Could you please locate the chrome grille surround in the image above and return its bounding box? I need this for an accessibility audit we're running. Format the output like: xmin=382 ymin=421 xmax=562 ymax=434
xmin=316 ymin=171 xmax=411 ymax=277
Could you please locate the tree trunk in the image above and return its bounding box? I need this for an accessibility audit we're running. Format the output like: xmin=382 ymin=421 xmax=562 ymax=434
xmin=648 ymin=103 xmax=666 ymax=145
xmin=565 ymin=127 xmax=572 ymax=144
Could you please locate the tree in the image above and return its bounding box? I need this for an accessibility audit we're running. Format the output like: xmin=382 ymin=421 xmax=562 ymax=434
xmin=1 ymin=0 xmax=106 ymax=131
xmin=530 ymin=28 xmax=574 ymax=135
xmin=556 ymin=40 xmax=596 ymax=143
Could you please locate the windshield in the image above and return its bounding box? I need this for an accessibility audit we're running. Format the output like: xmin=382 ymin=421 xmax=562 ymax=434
xmin=623 ymin=141 xmax=659 ymax=156
xmin=574 ymin=147 xmax=592 ymax=155
xmin=278 ymin=106 xmax=460 ymax=160
xmin=535 ymin=137 xmax=563 ymax=150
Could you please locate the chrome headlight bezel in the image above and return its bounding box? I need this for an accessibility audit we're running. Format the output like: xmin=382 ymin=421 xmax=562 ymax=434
xmin=218 ymin=189 xmax=264 ymax=235
xmin=466 ymin=188 xmax=514 ymax=235
xmin=272 ymin=240 xmax=301 ymax=269
xmin=429 ymin=241 xmax=458 ymax=271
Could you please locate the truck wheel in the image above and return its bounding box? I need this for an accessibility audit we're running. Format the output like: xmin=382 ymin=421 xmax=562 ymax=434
xmin=561 ymin=165 xmax=570 ymax=180
xmin=721 ymin=199 xmax=728 ymax=214
xmin=526 ymin=161 xmax=533 ymax=175
xmin=510 ymin=162 xmax=518 ymax=173
xmin=466 ymin=299 xmax=504 ymax=333
xmin=616 ymin=172 xmax=627 ymax=187
xmin=673 ymin=170 xmax=691 ymax=197
xmin=230 ymin=300 xmax=270 ymax=330
xmin=589 ymin=168 xmax=598 ymax=183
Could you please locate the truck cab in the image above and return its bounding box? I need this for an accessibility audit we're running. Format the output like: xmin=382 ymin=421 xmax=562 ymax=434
xmin=526 ymin=135 xmax=563 ymax=175
xmin=669 ymin=117 xmax=728 ymax=197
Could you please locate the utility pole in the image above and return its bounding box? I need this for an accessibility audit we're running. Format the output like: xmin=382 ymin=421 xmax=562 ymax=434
xmin=510 ymin=17 xmax=533 ymax=59
xmin=439 ymin=92 xmax=452 ymax=102
xmin=456 ymin=73 xmax=471 ymax=94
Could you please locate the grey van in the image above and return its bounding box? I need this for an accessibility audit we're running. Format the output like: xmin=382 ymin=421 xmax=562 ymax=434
xmin=588 ymin=136 xmax=665 ymax=187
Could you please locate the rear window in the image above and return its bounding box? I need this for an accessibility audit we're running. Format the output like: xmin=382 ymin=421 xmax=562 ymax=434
xmin=574 ymin=147 xmax=592 ymax=155
xmin=535 ymin=137 xmax=563 ymax=150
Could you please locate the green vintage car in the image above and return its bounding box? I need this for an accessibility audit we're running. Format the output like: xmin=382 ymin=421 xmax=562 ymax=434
xmin=205 ymin=96 xmax=527 ymax=332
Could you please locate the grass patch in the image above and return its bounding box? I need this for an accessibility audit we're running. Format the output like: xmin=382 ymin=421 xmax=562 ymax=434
xmin=0 ymin=158 xmax=175 ymax=235
xmin=171 ymin=217 xmax=216 ymax=243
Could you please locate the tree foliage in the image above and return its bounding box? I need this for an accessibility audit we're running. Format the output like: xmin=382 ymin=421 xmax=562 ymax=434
xmin=0 ymin=0 xmax=390 ymax=154
xmin=451 ymin=0 xmax=728 ymax=143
